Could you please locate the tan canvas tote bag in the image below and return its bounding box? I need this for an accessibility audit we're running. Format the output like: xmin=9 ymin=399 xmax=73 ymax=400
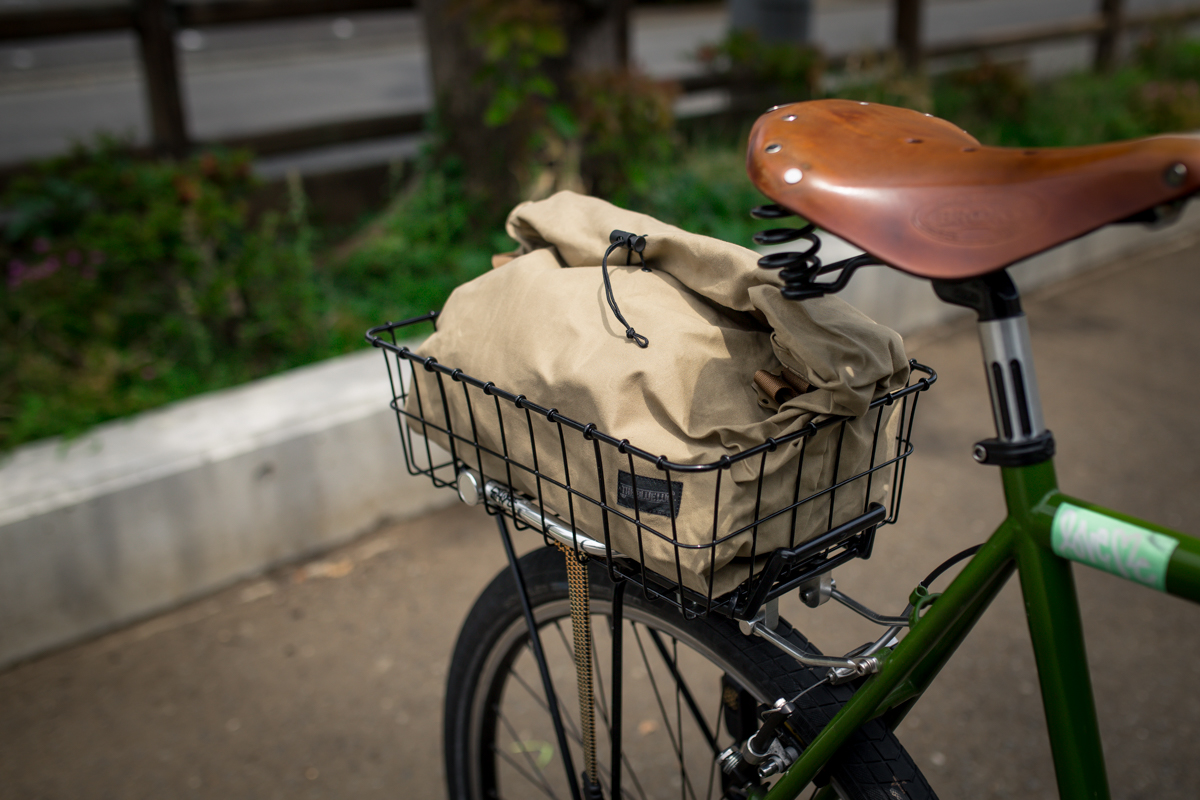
xmin=409 ymin=192 xmax=910 ymax=596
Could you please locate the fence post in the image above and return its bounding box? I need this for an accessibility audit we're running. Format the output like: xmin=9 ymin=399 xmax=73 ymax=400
xmin=615 ymin=0 xmax=632 ymax=69
xmin=1094 ymin=0 xmax=1125 ymax=72
xmin=894 ymin=0 xmax=923 ymax=72
xmin=134 ymin=0 xmax=189 ymax=158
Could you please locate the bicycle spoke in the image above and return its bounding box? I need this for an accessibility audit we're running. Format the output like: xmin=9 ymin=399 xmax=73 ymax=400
xmin=587 ymin=754 xmax=641 ymax=800
xmin=456 ymin=542 xmax=937 ymax=800
xmin=704 ymin=691 xmax=724 ymax=800
xmin=549 ymin=623 xmax=589 ymax=746
xmin=494 ymin=705 xmax=561 ymax=800
xmin=647 ymin=628 xmax=721 ymax=754
xmin=491 ymin=740 xmax=561 ymax=800
xmin=553 ymin=619 xmax=574 ymax=661
xmin=512 ymin=651 xmax=586 ymax=746
xmin=549 ymin=613 xmax=664 ymax=800
xmin=590 ymin=624 xmax=609 ymax=725
xmin=550 ymin=616 xmax=643 ymax=800
xmin=498 ymin=608 xmax=737 ymax=800
xmin=536 ymin=622 xmax=651 ymax=800
xmin=590 ymin=617 xmax=650 ymax=800
xmin=631 ymin=623 xmax=702 ymax=800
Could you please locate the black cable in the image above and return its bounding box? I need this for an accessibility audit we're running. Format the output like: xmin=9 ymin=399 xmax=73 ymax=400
xmin=919 ymin=544 xmax=983 ymax=590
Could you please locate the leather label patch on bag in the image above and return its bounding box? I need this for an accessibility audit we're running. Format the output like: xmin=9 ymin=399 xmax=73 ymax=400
xmin=617 ymin=470 xmax=683 ymax=518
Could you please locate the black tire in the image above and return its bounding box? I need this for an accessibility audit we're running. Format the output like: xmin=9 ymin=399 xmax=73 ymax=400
xmin=445 ymin=546 xmax=937 ymax=800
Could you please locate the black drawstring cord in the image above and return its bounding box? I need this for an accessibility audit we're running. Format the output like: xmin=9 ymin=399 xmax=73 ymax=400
xmin=602 ymin=230 xmax=649 ymax=348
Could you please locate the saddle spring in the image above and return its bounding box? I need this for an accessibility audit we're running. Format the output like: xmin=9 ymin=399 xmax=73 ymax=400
xmin=750 ymin=204 xmax=881 ymax=299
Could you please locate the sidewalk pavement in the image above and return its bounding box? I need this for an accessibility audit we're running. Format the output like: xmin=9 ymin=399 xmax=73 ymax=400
xmin=3 ymin=228 xmax=1200 ymax=799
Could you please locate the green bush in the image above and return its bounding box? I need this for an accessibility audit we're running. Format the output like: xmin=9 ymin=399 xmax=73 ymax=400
xmin=626 ymin=147 xmax=767 ymax=246
xmin=326 ymin=167 xmax=508 ymax=328
xmin=445 ymin=0 xmax=681 ymax=208
xmin=1135 ymin=31 xmax=1200 ymax=81
xmin=0 ymin=143 xmax=323 ymax=449
xmin=840 ymin=34 xmax=1200 ymax=148
xmin=574 ymin=70 xmax=680 ymax=200
xmin=696 ymin=29 xmax=824 ymax=107
xmin=928 ymin=58 xmax=1030 ymax=143
xmin=7 ymin=33 xmax=1200 ymax=451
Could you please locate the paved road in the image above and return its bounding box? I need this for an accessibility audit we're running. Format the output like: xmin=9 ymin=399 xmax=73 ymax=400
xmin=3 ymin=226 xmax=1200 ymax=798
xmin=2 ymin=0 xmax=1198 ymax=166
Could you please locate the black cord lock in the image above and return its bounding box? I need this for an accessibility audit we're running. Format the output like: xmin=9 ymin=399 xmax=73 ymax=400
xmin=609 ymin=229 xmax=647 ymax=257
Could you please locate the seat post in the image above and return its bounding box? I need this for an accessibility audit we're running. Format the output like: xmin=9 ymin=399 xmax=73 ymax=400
xmin=932 ymin=271 xmax=1056 ymax=467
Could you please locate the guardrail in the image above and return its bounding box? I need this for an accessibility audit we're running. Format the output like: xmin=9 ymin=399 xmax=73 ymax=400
xmin=2 ymin=0 xmax=417 ymax=160
xmin=1 ymin=0 xmax=1199 ymax=171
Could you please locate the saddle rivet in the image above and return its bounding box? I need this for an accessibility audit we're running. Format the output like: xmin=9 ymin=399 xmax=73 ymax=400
xmin=783 ymin=168 xmax=803 ymax=184
xmin=859 ymin=101 xmax=869 ymax=105
xmin=783 ymin=114 xmax=796 ymax=121
xmin=906 ymin=138 xmax=923 ymax=144
xmin=1165 ymin=162 xmax=1188 ymax=187
xmin=766 ymin=144 xmax=782 ymax=153
xmin=962 ymin=147 xmax=977 ymax=153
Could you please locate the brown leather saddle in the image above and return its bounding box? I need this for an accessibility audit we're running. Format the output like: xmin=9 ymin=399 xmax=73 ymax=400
xmin=747 ymin=99 xmax=1200 ymax=280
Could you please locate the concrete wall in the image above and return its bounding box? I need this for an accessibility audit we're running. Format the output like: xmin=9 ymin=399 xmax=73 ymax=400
xmin=1 ymin=207 xmax=1197 ymax=669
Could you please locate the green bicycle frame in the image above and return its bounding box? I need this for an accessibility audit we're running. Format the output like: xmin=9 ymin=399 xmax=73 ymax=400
xmin=764 ymin=275 xmax=1200 ymax=800
xmin=766 ymin=460 xmax=1200 ymax=800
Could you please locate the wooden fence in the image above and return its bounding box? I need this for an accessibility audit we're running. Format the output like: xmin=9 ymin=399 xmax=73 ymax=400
xmin=2 ymin=0 xmax=1200 ymax=168
xmin=891 ymin=0 xmax=1200 ymax=70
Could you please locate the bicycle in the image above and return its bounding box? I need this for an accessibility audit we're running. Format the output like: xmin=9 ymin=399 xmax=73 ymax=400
xmin=366 ymin=98 xmax=1200 ymax=800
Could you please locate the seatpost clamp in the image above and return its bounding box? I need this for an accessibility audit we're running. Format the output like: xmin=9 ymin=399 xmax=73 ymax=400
xmin=972 ymin=431 xmax=1056 ymax=467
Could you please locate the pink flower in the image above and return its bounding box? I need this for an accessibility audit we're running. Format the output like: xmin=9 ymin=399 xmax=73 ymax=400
xmin=22 ymin=258 xmax=60 ymax=283
xmin=66 ymin=250 xmax=82 ymax=267
xmin=7 ymin=259 xmax=26 ymax=288
xmin=33 ymin=237 xmax=50 ymax=254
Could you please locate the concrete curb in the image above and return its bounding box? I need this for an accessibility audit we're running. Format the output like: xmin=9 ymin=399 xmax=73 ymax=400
xmin=2 ymin=208 xmax=1197 ymax=669
xmin=811 ymin=202 xmax=1200 ymax=337
xmin=0 ymin=348 xmax=453 ymax=669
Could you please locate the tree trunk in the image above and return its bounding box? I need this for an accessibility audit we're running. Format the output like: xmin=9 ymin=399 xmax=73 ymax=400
xmin=417 ymin=0 xmax=629 ymax=213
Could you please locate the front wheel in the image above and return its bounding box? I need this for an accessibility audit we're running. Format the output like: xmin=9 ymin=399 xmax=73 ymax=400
xmin=444 ymin=546 xmax=936 ymax=800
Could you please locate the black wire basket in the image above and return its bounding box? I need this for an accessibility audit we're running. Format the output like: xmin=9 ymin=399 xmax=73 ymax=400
xmin=367 ymin=313 xmax=936 ymax=621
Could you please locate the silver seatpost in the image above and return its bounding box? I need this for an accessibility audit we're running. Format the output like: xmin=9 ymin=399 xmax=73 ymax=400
xmin=977 ymin=315 xmax=1046 ymax=445
xmin=933 ymin=271 xmax=1056 ymax=467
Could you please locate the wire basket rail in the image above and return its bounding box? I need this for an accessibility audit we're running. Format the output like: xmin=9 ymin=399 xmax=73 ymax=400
xmin=367 ymin=313 xmax=936 ymax=621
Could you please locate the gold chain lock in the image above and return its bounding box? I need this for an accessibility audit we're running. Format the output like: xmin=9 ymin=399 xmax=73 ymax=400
xmin=554 ymin=542 xmax=599 ymax=789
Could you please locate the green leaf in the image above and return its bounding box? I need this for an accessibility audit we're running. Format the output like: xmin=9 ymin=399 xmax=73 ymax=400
xmin=484 ymin=87 xmax=523 ymax=126
xmin=525 ymin=75 xmax=557 ymax=99
xmin=531 ymin=26 xmax=566 ymax=57
xmin=546 ymin=103 xmax=579 ymax=139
